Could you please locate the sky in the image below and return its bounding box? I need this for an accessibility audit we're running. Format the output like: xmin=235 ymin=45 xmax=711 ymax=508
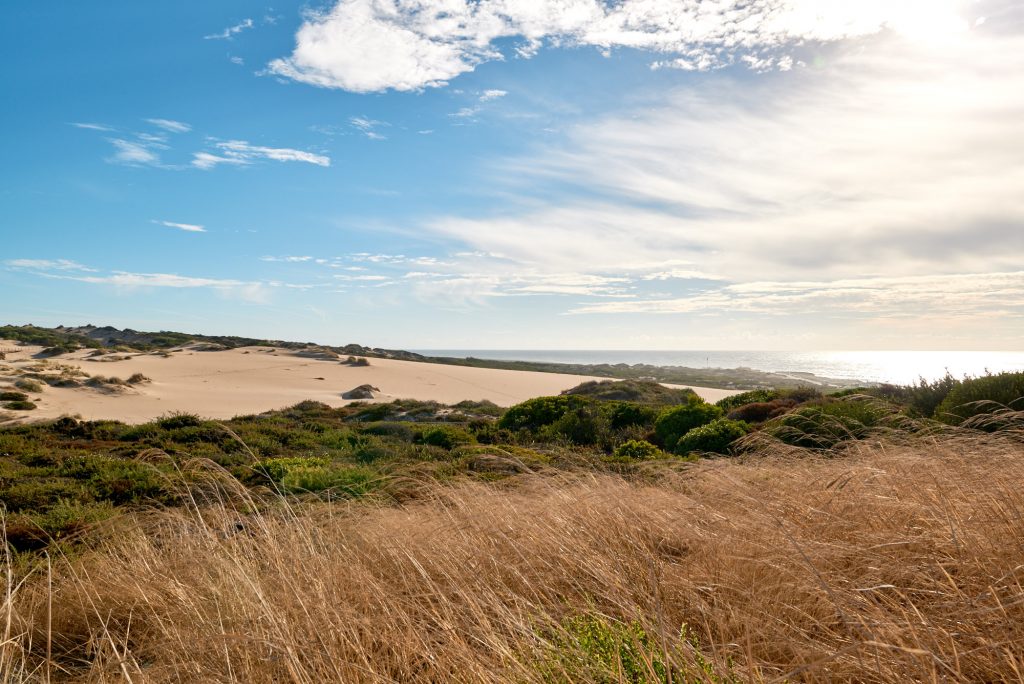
xmin=2 ymin=0 xmax=1023 ymax=351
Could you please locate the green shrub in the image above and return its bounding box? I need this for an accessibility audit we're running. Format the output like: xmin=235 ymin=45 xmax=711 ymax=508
xmin=126 ymin=373 xmax=151 ymax=384
xmin=715 ymin=389 xmax=779 ymax=411
xmin=419 ymin=425 xmax=475 ymax=450
xmin=674 ymin=419 xmax=749 ymax=456
xmin=935 ymin=372 xmax=1024 ymax=428
xmin=606 ymin=402 xmax=658 ymax=430
xmin=541 ymin=615 xmax=669 ymax=683
xmin=613 ymin=439 xmax=663 ymax=460
xmin=289 ymin=466 xmax=376 ymax=496
xmin=256 ymin=456 xmax=329 ymax=483
xmin=157 ymin=413 xmax=203 ymax=430
xmin=0 ymin=391 xmax=28 ymax=402
xmin=498 ymin=396 xmax=581 ymax=431
xmin=869 ymin=373 xmax=959 ymax=418
xmin=765 ymin=396 xmax=897 ymax=449
xmin=14 ymin=379 xmax=43 ymax=393
xmin=3 ymin=400 xmax=36 ymax=411
xmin=543 ymin=405 xmax=611 ymax=447
xmin=654 ymin=398 xmax=723 ymax=450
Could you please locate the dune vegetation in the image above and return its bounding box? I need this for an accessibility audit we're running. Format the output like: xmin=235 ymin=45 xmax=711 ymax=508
xmin=0 ymin=374 xmax=1022 ymax=681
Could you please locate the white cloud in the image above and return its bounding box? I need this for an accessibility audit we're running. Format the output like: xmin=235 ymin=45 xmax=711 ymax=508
xmin=71 ymin=122 xmax=114 ymax=131
xmin=260 ymin=255 xmax=315 ymax=262
xmin=192 ymin=140 xmax=330 ymax=169
xmin=268 ymin=0 xmax=978 ymax=92
xmin=205 ymin=18 xmax=254 ymax=40
xmin=571 ymin=271 xmax=1024 ymax=319
xmin=108 ymin=139 xmax=161 ymax=166
xmin=350 ymin=116 xmax=388 ymax=139
xmin=5 ymin=259 xmax=95 ymax=272
xmin=146 ymin=118 xmax=191 ymax=133
xmin=479 ymin=89 xmax=507 ymax=101
xmin=154 ymin=220 xmax=206 ymax=233
xmin=230 ymin=56 xmax=245 ymax=65
xmin=430 ymin=28 xmax=1024 ymax=286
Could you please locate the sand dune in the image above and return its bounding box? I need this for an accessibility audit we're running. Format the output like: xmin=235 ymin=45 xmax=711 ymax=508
xmin=0 ymin=343 xmax=739 ymax=424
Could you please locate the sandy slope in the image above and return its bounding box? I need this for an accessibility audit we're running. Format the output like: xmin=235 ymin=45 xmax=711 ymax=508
xmin=0 ymin=343 xmax=739 ymax=424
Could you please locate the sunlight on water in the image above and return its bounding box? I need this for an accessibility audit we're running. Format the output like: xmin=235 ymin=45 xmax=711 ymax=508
xmin=417 ymin=350 xmax=1024 ymax=385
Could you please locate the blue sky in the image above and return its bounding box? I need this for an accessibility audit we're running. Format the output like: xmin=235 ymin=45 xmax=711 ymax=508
xmin=3 ymin=1 xmax=1023 ymax=350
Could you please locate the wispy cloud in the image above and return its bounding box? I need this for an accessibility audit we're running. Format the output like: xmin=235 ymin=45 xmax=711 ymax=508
xmin=153 ymin=220 xmax=206 ymax=233
xmin=71 ymin=122 xmax=114 ymax=131
xmin=204 ymin=18 xmax=253 ymax=40
xmin=349 ymin=116 xmax=388 ymax=140
xmin=107 ymin=138 xmax=161 ymax=166
xmin=268 ymin=0 xmax=979 ymax=92
xmin=146 ymin=118 xmax=191 ymax=133
xmin=570 ymin=272 xmax=1024 ymax=320
xmin=479 ymin=89 xmax=507 ymax=101
xmin=192 ymin=140 xmax=330 ymax=169
xmin=5 ymin=259 xmax=96 ymax=272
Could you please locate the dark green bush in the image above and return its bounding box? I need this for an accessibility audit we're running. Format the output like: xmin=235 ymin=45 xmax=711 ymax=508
xmin=674 ymin=419 xmax=749 ymax=456
xmin=419 ymin=425 xmax=475 ymax=450
xmin=498 ymin=396 xmax=582 ymax=432
xmin=715 ymin=389 xmax=779 ymax=411
xmin=764 ymin=396 xmax=897 ymax=449
xmin=654 ymin=398 xmax=723 ymax=450
xmin=935 ymin=372 xmax=1024 ymax=429
xmin=612 ymin=439 xmax=663 ymax=460
xmin=0 ymin=391 xmax=28 ymax=402
xmin=157 ymin=412 xmax=203 ymax=430
xmin=543 ymin=404 xmax=611 ymax=447
xmin=3 ymin=400 xmax=36 ymax=411
xmin=606 ymin=402 xmax=658 ymax=430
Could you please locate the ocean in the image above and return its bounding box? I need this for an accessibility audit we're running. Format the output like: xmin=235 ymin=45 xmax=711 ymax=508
xmin=413 ymin=350 xmax=1024 ymax=386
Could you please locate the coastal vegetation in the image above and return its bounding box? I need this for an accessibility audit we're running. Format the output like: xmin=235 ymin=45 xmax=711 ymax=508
xmin=0 ymin=336 xmax=1023 ymax=680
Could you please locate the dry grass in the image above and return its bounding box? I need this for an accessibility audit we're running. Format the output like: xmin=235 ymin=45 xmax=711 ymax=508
xmin=3 ymin=433 xmax=1024 ymax=682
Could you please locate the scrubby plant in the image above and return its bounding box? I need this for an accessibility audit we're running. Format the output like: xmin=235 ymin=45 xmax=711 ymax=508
xmin=613 ymin=439 xmax=663 ymax=460
xmin=14 ymin=378 xmax=43 ymax=393
xmin=541 ymin=614 xmax=670 ymax=683
xmin=498 ymin=396 xmax=581 ymax=432
xmin=674 ymin=418 xmax=749 ymax=456
xmin=418 ymin=425 xmax=475 ymax=450
xmin=3 ymin=400 xmax=36 ymax=411
xmin=934 ymin=372 xmax=1024 ymax=429
xmin=654 ymin=397 xmax=723 ymax=450
xmin=127 ymin=373 xmax=151 ymax=384
xmin=157 ymin=412 xmax=204 ymax=430
xmin=726 ymin=398 xmax=797 ymax=423
xmin=715 ymin=389 xmax=779 ymax=411
xmin=0 ymin=391 xmax=28 ymax=402
xmin=764 ymin=396 xmax=898 ymax=449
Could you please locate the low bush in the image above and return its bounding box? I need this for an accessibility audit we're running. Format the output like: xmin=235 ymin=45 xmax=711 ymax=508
xmin=498 ymin=396 xmax=582 ymax=432
xmin=127 ymin=373 xmax=151 ymax=384
xmin=0 ymin=391 xmax=28 ymax=402
xmin=612 ymin=439 xmax=662 ymax=460
xmin=935 ymin=372 xmax=1024 ymax=429
xmin=764 ymin=396 xmax=899 ymax=449
xmin=674 ymin=418 xmax=749 ymax=456
xmin=654 ymin=398 xmax=723 ymax=450
xmin=3 ymin=400 xmax=36 ymax=411
xmin=157 ymin=412 xmax=204 ymax=430
xmin=419 ymin=425 xmax=475 ymax=450
xmin=726 ymin=398 xmax=797 ymax=423
xmin=14 ymin=378 xmax=43 ymax=393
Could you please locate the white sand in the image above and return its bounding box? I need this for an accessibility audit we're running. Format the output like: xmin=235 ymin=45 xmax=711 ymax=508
xmin=0 ymin=343 xmax=740 ymax=424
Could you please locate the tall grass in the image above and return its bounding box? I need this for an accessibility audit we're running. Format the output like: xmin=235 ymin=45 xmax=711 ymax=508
xmin=3 ymin=433 xmax=1024 ymax=682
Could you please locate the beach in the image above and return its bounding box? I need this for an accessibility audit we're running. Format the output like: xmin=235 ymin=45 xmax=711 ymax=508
xmin=0 ymin=342 xmax=739 ymax=424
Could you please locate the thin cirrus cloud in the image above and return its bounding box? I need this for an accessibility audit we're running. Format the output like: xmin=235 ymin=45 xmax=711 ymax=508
xmin=267 ymin=0 xmax=975 ymax=92
xmin=192 ymin=140 xmax=330 ymax=169
xmin=145 ymin=118 xmax=191 ymax=133
xmin=204 ymin=18 xmax=254 ymax=40
xmin=153 ymin=220 xmax=206 ymax=233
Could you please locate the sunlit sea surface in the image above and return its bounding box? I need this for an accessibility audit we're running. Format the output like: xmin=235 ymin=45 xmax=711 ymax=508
xmin=414 ymin=350 xmax=1024 ymax=386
